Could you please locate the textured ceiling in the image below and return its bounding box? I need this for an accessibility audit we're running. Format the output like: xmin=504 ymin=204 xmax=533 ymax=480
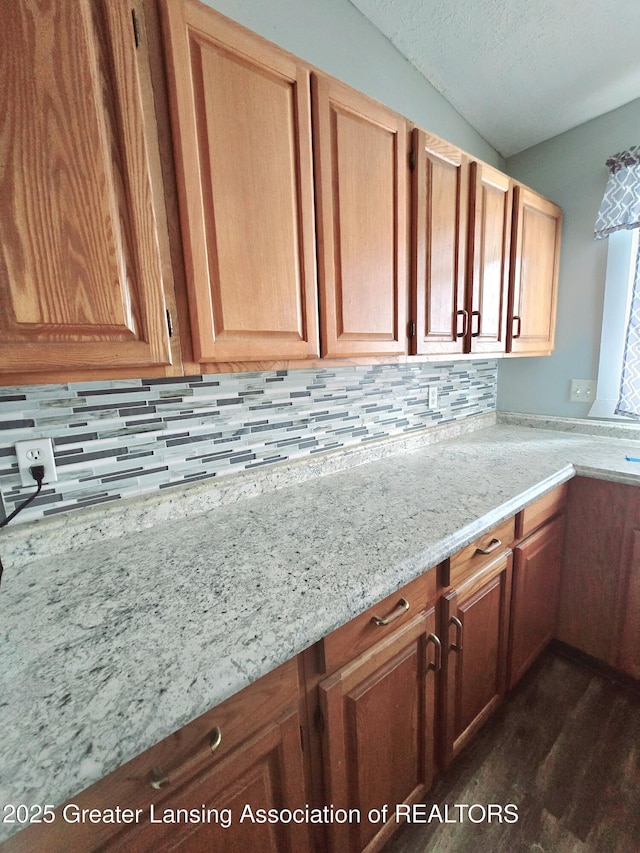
xmin=348 ymin=0 xmax=640 ymax=157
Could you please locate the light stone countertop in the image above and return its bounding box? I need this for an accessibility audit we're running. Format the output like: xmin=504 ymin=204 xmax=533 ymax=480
xmin=2 ymin=418 xmax=640 ymax=840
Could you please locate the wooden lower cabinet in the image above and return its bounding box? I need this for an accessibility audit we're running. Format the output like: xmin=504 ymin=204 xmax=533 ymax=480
xmin=508 ymin=514 xmax=565 ymax=689
xmin=440 ymin=550 xmax=512 ymax=767
xmin=106 ymin=709 xmax=310 ymax=853
xmin=318 ymin=608 xmax=439 ymax=853
xmin=558 ymin=477 xmax=640 ymax=678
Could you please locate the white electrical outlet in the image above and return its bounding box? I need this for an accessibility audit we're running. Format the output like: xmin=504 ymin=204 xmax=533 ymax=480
xmin=428 ymin=385 xmax=438 ymax=409
xmin=15 ymin=438 xmax=57 ymax=486
xmin=569 ymin=379 xmax=596 ymax=403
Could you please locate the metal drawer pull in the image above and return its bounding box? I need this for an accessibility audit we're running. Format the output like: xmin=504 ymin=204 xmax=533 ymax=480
xmin=450 ymin=615 xmax=463 ymax=652
xmin=371 ymin=597 xmax=410 ymax=626
xmin=148 ymin=727 xmax=223 ymax=789
xmin=427 ymin=632 xmax=442 ymax=671
xmin=209 ymin=726 xmax=222 ymax=753
xmin=475 ymin=537 xmax=501 ymax=556
xmin=149 ymin=767 xmax=170 ymax=790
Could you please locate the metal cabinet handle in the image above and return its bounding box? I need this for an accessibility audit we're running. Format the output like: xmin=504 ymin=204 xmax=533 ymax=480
xmin=475 ymin=537 xmax=502 ymax=556
xmin=512 ymin=315 xmax=522 ymax=339
xmin=209 ymin=726 xmax=222 ymax=753
xmin=456 ymin=309 xmax=469 ymax=338
xmin=449 ymin=615 xmax=463 ymax=652
xmin=149 ymin=767 xmax=170 ymax=790
xmin=371 ymin=597 xmax=410 ymax=626
xmin=148 ymin=727 xmax=223 ymax=789
xmin=471 ymin=310 xmax=481 ymax=337
xmin=427 ymin=632 xmax=442 ymax=671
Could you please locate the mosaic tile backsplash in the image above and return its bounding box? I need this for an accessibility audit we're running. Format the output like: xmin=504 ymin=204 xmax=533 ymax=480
xmin=0 ymin=361 xmax=497 ymax=525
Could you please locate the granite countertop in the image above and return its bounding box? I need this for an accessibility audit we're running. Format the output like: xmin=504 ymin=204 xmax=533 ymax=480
xmin=2 ymin=417 xmax=640 ymax=838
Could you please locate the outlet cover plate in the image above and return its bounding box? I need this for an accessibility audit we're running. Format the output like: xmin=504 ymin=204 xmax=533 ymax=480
xmin=15 ymin=438 xmax=57 ymax=486
xmin=569 ymin=379 xmax=596 ymax=403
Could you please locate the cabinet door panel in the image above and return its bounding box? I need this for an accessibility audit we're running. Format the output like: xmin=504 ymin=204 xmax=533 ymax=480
xmin=412 ymin=130 xmax=468 ymax=355
xmin=319 ymin=610 xmax=437 ymax=853
xmin=313 ymin=75 xmax=408 ymax=358
xmin=617 ymin=504 xmax=640 ymax=679
xmin=161 ymin=1 xmax=319 ymax=363
xmin=0 ymin=0 xmax=171 ymax=375
xmin=557 ymin=478 xmax=630 ymax=664
xmin=441 ymin=551 xmax=512 ymax=766
xmin=467 ymin=163 xmax=511 ymax=353
xmin=508 ymin=186 xmax=562 ymax=354
xmin=508 ymin=515 xmax=565 ymax=688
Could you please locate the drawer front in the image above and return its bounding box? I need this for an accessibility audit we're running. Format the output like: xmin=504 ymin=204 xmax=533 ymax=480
xmin=319 ymin=569 xmax=436 ymax=675
xmin=447 ymin=516 xmax=515 ymax=589
xmin=516 ymin=482 xmax=568 ymax=539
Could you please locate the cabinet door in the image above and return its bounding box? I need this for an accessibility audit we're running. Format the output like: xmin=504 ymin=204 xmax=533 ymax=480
xmin=411 ymin=129 xmax=468 ymax=355
xmin=318 ymin=610 xmax=439 ymax=853
xmin=617 ymin=517 xmax=640 ymax=680
xmin=0 ymin=0 xmax=172 ymax=380
xmin=508 ymin=186 xmax=562 ymax=355
xmin=467 ymin=162 xmax=512 ymax=353
xmin=313 ymin=74 xmax=408 ymax=358
xmin=440 ymin=550 xmax=512 ymax=767
xmin=160 ymin=1 xmax=319 ymax=364
xmin=508 ymin=515 xmax=565 ymax=689
xmin=557 ymin=477 xmax=632 ymax=665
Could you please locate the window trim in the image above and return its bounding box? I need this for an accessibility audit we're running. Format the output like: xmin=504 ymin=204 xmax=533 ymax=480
xmin=589 ymin=228 xmax=638 ymax=419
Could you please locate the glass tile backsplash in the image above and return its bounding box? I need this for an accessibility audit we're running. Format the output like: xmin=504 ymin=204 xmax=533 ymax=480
xmin=0 ymin=361 xmax=496 ymax=524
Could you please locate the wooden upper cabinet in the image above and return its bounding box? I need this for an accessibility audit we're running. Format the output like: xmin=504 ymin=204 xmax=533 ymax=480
xmin=467 ymin=162 xmax=512 ymax=354
xmin=0 ymin=0 xmax=174 ymax=381
xmin=411 ymin=129 xmax=468 ymax=355
xmin=159 ymin=0 xmax=319 ymax=364
xmin=312 ymin=74 xmax=408 ymax=358
xmin=508 ymin=186 xmax=562 ymax=355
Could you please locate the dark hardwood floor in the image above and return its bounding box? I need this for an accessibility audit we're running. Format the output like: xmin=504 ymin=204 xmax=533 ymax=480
xmin=383 ymin=651 xmax=640 ymax=853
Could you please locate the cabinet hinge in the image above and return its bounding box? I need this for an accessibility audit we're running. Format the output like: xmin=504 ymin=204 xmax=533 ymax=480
xmin=408 ymin=321 xmax=416 ymax=338
xmin=410 ymin=148 xmax=416 ymax=170
xmin=313 ymin=704 xmax=325 ymax=736
xmin=131 ymin=8 xmax=140 ymax=48
xmin=166 ymin=308 xmax=173 ymax=338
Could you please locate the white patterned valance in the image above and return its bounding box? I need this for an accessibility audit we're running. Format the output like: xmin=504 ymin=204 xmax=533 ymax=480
xmin=594 ymin=146 xmax=640 ymax=239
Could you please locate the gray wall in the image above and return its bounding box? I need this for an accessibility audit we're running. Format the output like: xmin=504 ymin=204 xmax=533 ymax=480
xmin=199 ymin=0 xmax=503 ymax=168
xmin=498 ymin=98 xmax=640 ymax=417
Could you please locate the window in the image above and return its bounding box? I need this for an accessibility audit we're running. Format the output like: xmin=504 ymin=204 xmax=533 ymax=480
xmin=590 ymin=145 xmax=640 ymax=419
xmin=590 ymin=229 xmax=639 ymax=418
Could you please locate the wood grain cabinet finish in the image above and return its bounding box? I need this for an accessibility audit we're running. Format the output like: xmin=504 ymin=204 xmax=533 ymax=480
xmin=318 ymin=609 xmax=439 ymax=853
xmin=440 ymin=549 xmax=512 ymax=767
xmin=159 ymin=0 xmax=319 ymax=364
xmin=558 ymin=477 xmax=640 ymax=678
xmin=312 ymin=74 xmax=408 ymax=358
xmin=508 ymin=186 xmax=562 ymax=355
xmin=0 ymin=0 xmax=174 ymax=382
xmin=466 ymin=162 xmax=512 ymax=354
xmin=508 ymin=514 xmax=565 ymax=689
xmin=411 ymin=129 xmax=469 ymax=355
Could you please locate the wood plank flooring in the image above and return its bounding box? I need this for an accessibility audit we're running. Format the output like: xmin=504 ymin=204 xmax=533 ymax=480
xmin=383 ymin=651 xmax=640 ymax=853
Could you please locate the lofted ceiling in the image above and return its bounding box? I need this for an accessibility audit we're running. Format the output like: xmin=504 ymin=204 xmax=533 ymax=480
xmin=348 ymin=0 xmax=640 ymax=157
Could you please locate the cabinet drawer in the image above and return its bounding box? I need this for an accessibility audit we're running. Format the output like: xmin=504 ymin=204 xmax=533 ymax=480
xmin=516 ymin=482 xmax=568 ymax=539
xmin=318 ymin=569 xmax=436 ymax=675
xmin=446 ymin=516 xmax=515 ymax=589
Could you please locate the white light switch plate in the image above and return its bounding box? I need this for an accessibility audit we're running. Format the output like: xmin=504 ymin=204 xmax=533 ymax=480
xmin=569 ymin=379 xmax=596 ymax=403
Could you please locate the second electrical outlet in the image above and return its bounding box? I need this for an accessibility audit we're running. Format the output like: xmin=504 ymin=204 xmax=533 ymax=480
xmin=428 ymin=385 xmax=438 ymax=409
